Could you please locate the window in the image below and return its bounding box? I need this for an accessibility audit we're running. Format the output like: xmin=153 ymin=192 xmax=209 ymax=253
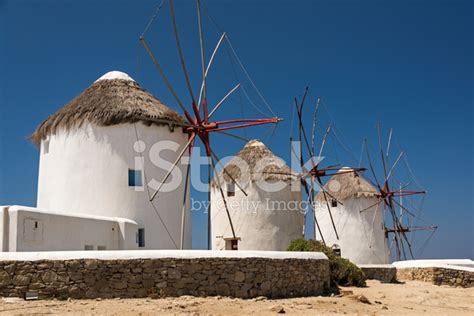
xmin=128 ymin=169 xmax=143 ymax=187
xmin=43 ymin=140 xmax=49 ymax=154
xmin=138 ymin=228 xmax=145 ymax=247
xmin=331 ymin=199 xmax=338 ymax=207
xmin=227 ymin=183 xmax=235 ymax=197
xmin=98 ymin=245 xmax=106 ymax=251
xmin=84 ymin=245 xmax=94 ymax=251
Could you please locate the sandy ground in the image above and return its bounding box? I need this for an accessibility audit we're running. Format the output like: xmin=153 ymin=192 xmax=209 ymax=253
xmin=0 ymin=280 xmax=472 ymax=315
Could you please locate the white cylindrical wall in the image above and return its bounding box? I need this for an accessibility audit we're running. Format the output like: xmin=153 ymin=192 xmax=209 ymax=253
xmin=210 ymin=181 xmax=304 ymax=251
xmin=315 ymin=197 xmax=389 ymax=264
xmin=37 ymin=123 xmax=191 ymax=250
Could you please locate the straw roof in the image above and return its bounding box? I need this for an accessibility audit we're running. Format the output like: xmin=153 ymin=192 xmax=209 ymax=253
xmin=31 ymin=71 xmax=185 ymax=144
xmin=213 ymin=140 xmax=296 ymax=186
xmin=315 ymin=168 xmax=378 ymax=202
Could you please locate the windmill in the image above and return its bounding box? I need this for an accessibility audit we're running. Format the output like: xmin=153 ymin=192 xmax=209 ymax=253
xmin=291 ymin=87 xmax=366 ymax=244
xmin=138 ymin=0 xmax=281 ymax=249
xmin=360 ymin=123 xmax=437 ymax=261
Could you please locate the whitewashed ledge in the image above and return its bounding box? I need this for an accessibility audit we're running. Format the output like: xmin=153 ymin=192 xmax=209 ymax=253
xmin=0 ymin=250 xmax=327 ymax=262
xmin=393 ymin=259 xmax=474 ymax=272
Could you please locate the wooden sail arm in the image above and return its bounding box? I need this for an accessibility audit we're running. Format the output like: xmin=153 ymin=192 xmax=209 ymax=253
xmin=300 ymin=166 xmax=366 ymax=179
xmin=204 ymin=118 xmax=282 ymax=133
xmin=385 ymin=225 xmax=437 ymax=234
xmin=392 ymin=190 xmax=426 ymax=197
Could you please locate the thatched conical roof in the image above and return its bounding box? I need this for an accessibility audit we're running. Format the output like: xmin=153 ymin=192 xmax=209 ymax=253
xmin=31 ymin=71 xmax=185 ymax=144
xmin=315 ymin=167 xmax=377 ymax=202
xmin=213 ymin=140 xmax=296 ymax=185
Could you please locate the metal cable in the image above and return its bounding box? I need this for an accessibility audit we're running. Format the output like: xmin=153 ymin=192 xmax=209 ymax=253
xmin=200 ymin=1 xmax=277 ymax=118
xmin=140 ymin=0 xmax=165 ymax=38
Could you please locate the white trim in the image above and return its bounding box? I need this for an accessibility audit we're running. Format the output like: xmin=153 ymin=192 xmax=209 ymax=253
xmin=0 ymin=250 xmax=327 ymax=262
xmin=5 ymin=205 xmax=137 ymax=225
xmin=393 ymin=259 xmax=474 ymax=272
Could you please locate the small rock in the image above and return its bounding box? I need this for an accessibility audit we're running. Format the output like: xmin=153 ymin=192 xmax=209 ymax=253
xmin=13 ymin=275 xmax=31 ymax=286
xmin=149 ymin=293 xmax=160 ymax=299
xmin=0 ymin=271 xmax=11 ymax=285
xmin=269 ymin=305 xmax=285 ymax=313
xmin=234 ymin=271 xmax=245 ymax=282
xmin=253 ymin=296 xmax=267 ymax=302
xmin=375 ymin=300 xmax=382 ymax=304
xmin=96 ymin=298 xmax=102 ymax=301
xmin=382 ymin=306 xmax=388 ymax=310
xmin=84 ymin=259 xmax=98 ymax=270
xmin=354 ymin=295 xmax=371 ymax=304
xmin=168 ymin=268 xmax=181 ymax=279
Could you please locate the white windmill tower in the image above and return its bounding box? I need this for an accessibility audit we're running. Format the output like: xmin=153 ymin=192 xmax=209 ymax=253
xmin=314 ymin=167 xmax=389 ymax=264
xmin=32 ymin=71 xmax=192 ymax=250
xmin=210 ymin=140 xmax=304 ymax=251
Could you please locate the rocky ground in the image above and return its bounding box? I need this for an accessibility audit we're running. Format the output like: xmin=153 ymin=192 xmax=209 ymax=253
xmin=0 ymin=280 xmax=472 ymax=315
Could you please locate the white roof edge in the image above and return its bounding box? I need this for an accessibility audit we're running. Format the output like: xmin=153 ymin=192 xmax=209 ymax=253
xmin=393 ymin=259 xmax=474 ymax=272
xmin=0 ymin=250 xmax=328 ymax=262
xmin=6 ymin=205 xmax=138 ymax=226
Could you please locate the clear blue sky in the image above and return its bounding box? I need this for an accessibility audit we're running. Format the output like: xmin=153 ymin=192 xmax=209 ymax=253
xmin=0 ymin=0 xmax=472 ymax=259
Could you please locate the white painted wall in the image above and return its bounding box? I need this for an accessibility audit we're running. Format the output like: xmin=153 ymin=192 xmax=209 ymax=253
xmin=211 ymin=181 xmax=304 ymax=251
xmin=0 ymin=205 xmax=138 ymax=252
xmin=36 ymin=123 xmax=191 ymax=250
xmin=315 ymin=197 xmax=389 ymax=264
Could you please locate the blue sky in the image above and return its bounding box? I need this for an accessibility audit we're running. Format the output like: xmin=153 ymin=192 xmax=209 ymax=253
xmin=0 ymin=0 xmax=472 ymax=259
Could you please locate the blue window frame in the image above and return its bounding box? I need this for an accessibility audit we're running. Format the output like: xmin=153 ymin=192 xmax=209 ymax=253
xmin=128 ymin=169 xmax=143 ymax=187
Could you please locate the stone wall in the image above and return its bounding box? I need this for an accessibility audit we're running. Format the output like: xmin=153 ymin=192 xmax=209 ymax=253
xmin=0 ymin=253 xmax=330 ymax=299
xmin=358 ymin=265 xmax=397 ymax=283
xmin=397 ymin=267 xmax=473 ymax=288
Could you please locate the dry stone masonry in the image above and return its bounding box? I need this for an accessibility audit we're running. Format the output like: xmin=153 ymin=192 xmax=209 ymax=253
xmin=397 ymin=267 xmax=473 ymax=288
xmin=358 ymin=265 xmax=397 ymax=283
xmin=0 ymin=252 xmax=330 ymax=299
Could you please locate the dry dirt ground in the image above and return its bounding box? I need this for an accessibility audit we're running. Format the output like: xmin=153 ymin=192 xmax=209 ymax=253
xmin=0 ymin=280 xmax=473 ymax=315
